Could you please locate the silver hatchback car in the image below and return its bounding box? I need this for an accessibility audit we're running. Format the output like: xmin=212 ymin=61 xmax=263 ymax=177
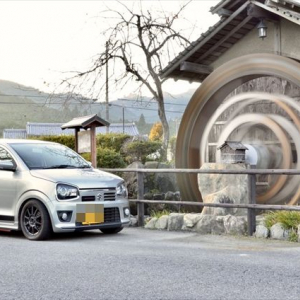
xmin=0 ymin=139 xmax=130 ymax=240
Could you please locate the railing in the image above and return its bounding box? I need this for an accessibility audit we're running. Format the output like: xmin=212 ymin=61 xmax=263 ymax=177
xmin=100 ymin=168 xmax=300 ymax=236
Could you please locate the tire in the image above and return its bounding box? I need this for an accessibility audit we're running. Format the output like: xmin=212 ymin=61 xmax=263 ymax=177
xmin=100 ymin=227 xmax=123 ymax=234
xmin=20 ymin=200 xmax=52 ymax=241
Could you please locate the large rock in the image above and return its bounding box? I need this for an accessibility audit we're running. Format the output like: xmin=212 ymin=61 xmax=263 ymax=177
xmin=198 ymin=163 xmax=248 ymax=216
xmin=255 ymin=225 xmax=269 ymax=238
xmin=167 ymin=213 xmax=184 ymax=231
xmin=155 ymin=215 xmax=169 ymax=230
xmin=223 ymin=215 xmax=247 ymax=235
xmin=144 ymin=217 xmax=158 ymax=229
xmin=270 ymin=223 xmax=290 ymax=240
xmin=182 ymin=214 xmax=202 ymax=230
xmin=194 ymin=215 xmax=215 ymax=234
xmin=211 ymin=216 xmax=225 ymax=235
xmin=129 ymin=216 xmax=138 ymax=227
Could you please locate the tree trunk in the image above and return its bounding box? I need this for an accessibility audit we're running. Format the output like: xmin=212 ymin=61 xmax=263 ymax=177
xmin=157 ymin=96 xmax=169 ymax=161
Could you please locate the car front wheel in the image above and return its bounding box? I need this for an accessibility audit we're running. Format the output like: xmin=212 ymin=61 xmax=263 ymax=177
xmin=20 ymin=200 xmax=52 ymax=241
xmin=100 ymin=227 xmax=123 ymax=234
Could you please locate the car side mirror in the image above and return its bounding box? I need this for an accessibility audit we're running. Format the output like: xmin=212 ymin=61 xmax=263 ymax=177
xmin=0 ymin=160 xmax=17 ymax=171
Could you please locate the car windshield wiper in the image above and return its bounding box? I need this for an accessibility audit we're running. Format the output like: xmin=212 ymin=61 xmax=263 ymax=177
xmin=43 ymin=165 xmax=77 ymax=169
xmin=78 ymin=165 xmax=91 ymax=169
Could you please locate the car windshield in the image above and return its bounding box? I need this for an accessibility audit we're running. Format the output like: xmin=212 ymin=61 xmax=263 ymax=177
xmin=10 ymin=143 xmax=91 ymax=170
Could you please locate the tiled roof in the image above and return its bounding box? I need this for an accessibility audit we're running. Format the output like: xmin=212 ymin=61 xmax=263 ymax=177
xmin=27 ymin=123 xmax=73 ymax=136
xmin=217 ymin=141 xmax=248 ymax=150
xmin=3 ymin=129 xmax=27 ymax=139
xmin=160 ymin=0 xmax=300 ymax=82
xmin=3 ymin=122 xmax=139 ymax=138
xmin=61 ymin=114 xmax=109 ymax=129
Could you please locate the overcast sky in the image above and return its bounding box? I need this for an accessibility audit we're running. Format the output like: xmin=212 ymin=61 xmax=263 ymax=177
xmin=0 ymin=0 xmax=219 ymax=99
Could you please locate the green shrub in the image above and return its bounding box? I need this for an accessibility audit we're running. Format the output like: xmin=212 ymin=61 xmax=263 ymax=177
xmin=96 ymin=147 xmax=126 ymax=169
xmin=30 ymin=135 xmax=75 ymax=150
xmin=264 ymin=211 xmax=300 ymax=230
xmin=123 ymin=140 xmax=162 ymax=163
xmin=96 ymin=133 xmax=130 ymax=152
xmin=264 ymin=211 xmax=300 ymax=242
xmin=81 ymin=152 xmax=91 ymax=162
xmin=150 ymin=209 xmax=171 ymax=219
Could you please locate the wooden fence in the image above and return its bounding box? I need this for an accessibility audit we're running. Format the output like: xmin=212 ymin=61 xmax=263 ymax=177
xmin=100 ymin=168 xmax=300 ymax=236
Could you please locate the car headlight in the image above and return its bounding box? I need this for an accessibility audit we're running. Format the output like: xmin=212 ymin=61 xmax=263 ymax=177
xmin=56 ymin=184 xmax=79 ymax=200
xmin=116 ymin=182 xmax=128 ymax=199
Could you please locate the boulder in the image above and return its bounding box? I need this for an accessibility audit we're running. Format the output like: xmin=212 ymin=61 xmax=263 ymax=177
xmin=223 ymin=215 xmax=247 ymax=235
xmin=155 ymin=215 xmax=169 ymax=230
xmin=198 ymin=163 xmax=248 ymax=216
xmin=270 ymin=223 xmax=290 ymax=240
xmin=211 ymin=216 xmax=225 ymax=235
xmin=182 ymin=214 xmax=202 ymax=230
xmin=194 ymin=215 xmax=215 ymax=234
xmin=129 ymin=216 xmax=138 ymax=227
xmin=168 ymin=213 xmax=184 ymax=231
xmin=255 ymin=225 xmax=269 ymax=238
xmin=165 ymin=191 xmax=175 ymax=200
xmin=153 ymin=193 xmax=165 ymax=200
xmin=144 ymin=217 xmax=158 ymax=229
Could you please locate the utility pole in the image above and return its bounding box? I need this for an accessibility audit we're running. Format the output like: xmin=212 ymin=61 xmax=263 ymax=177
xmin=105 ymin=41 xmax=109 ymax=133
xmin=122 ymin=106 xmax=125 ymax=134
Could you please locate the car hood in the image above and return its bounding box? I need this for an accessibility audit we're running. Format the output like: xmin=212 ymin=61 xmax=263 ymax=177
xmin=30 ymin=168 xmax=122 ymax=189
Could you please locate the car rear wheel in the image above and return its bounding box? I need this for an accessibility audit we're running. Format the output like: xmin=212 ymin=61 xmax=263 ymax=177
xmin=20 ymin=200 xmax=52 ymax=241
xmin=100 ymin=227 xmax=123 ymax=234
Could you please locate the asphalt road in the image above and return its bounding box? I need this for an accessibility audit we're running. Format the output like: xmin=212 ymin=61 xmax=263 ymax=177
xmin=0 ymin=227 xmax=300 ymax=300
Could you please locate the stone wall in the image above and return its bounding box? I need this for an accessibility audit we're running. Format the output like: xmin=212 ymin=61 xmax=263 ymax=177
xmin=130 ymin=213 xmax=300 ymax=243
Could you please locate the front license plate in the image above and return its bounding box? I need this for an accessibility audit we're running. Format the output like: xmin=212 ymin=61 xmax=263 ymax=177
xmin=76 ymin=204 xmax=104 ymax=225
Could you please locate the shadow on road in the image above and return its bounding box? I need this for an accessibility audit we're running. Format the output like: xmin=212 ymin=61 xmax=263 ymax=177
xmin=0 ymin=228 xmax=126 ymax=241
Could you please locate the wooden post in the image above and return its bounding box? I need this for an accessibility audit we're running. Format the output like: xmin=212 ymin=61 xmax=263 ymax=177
xmin=90 ymin=126 xmax=97 ymax=168
xmin=137 ymin=171 xmax=144 ymax=227
xmin=247 ymin=165 xmax=256 ymax=236
xmin=74 ymin=128 xmax=79 ymax=153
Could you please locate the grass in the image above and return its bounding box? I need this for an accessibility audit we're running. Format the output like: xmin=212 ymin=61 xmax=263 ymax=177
xmin=264 ymin=211 xmax=300 ymax=242
xmin=150 ymin=209 xmax=171 ymax=219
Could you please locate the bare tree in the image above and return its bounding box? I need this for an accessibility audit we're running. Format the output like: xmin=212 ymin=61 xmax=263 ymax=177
xmin=63 ymin=1 xmax=193 ymax=159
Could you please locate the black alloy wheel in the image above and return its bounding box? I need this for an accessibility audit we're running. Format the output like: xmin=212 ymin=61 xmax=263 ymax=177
xmin=20 ymin=200 xmax=52 ymax=240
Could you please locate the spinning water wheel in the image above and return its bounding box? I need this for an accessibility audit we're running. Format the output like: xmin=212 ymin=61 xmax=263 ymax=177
xmin=176 ymin=53 xmax=300 ymax=206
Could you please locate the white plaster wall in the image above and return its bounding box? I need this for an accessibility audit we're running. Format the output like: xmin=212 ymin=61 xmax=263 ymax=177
xmin=211 ymin=19 xmax=300 ymax=69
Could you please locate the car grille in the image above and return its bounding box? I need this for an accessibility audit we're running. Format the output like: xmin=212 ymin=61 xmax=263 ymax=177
xmin=103 ymin=191 xmax=116 ymax=201
xmin=82 ymin=196 xmax=95 ymax=202
xmin=80 ymin=188 xmax=116 ymax=202
xmin=104 ymin=208 xmax=120 ymax=223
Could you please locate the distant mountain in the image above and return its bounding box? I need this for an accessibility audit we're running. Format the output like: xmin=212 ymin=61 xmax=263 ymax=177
xmin=111 ymin=89 xmax=196 ymax=123
xmin=0 ymin=79 xmax=196 ymax=136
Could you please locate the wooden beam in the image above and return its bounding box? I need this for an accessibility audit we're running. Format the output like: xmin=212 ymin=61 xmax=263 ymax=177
xmin=247 ymin=3 xmax=279 ymax=20
xmin=194 ymin=15 xmax=253 ymax=64
xmin=180 ymin=61 xmax=213 ymax=75
xmin=228 ymin=0 xmax=243 ymax=10
xmin=274 ymin=21 xmax=282 ymax=55
xmin=216 ymin=8 xmax=233 ymax=16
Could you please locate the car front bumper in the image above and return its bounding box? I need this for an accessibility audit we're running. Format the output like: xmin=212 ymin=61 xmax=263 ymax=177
xmin=47 ymin=199 xmax=130 ymax=233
